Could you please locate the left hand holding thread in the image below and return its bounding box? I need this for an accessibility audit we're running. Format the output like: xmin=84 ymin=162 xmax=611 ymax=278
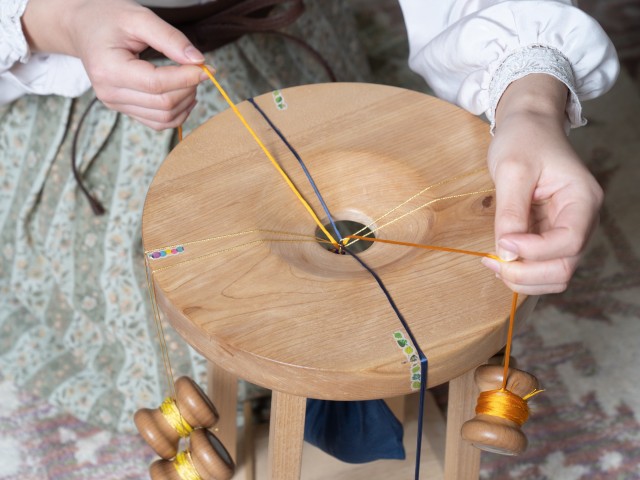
xmin=22 ymin=0 xmax=209 ymax=130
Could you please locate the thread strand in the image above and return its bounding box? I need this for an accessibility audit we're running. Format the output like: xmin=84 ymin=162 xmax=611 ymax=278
xmin=199 ymin=66 xmax=339 ymax=247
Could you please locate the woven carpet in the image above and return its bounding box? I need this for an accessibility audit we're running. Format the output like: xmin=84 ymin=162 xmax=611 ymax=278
xmin=2 ymin=2 xmax=640 ymax=479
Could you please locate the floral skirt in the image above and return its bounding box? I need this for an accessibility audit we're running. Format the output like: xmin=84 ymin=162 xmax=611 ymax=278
xmin=0 ymin=0 xmax=370 ymax=433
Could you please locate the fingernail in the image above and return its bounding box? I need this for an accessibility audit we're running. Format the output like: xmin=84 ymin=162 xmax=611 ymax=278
xmin=185 ymin=45 xmax=205 ymax=63
xmin=497 ymin=239 xmax=519 ymax=261
xmin=481 ymin=257 xmax=501 ymax=274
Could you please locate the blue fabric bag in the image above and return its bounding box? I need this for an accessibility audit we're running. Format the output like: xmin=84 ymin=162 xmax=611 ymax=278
xmin=303 ymin=399 xmax=405 ymax=463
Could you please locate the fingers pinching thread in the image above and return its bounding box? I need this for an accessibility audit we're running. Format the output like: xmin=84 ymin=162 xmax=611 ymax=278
xmin=461 ymin=364 xmax=543 ymax=456
xmin=135 ymin=376 xmax=220 ymax=459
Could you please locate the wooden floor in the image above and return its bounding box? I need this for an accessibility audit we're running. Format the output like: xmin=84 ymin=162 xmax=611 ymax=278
xmin=233 ymin=392 xmax=446 ymax=480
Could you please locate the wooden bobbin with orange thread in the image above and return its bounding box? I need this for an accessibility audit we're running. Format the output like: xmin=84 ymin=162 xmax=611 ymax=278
xmin=135 ymin=376 xmax=219 ymax=459
xmin=461 ymin=364 xmax=542 ymax=456
xmin=150 ymin=428 xmax=235 ymax=480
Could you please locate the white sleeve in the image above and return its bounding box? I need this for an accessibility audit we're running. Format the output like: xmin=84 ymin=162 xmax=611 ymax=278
xmin=398 ymin=0 xmax=620 ymax=131
xmin=0 ymin=0 xmax=91 ymax=105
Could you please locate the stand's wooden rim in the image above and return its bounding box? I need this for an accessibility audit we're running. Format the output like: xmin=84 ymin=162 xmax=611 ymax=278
xmin=142 ymin=83 xmax=534 ymax=399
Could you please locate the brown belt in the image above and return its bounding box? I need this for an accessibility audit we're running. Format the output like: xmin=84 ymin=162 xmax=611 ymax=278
xmin=142 ymin=0 xmax=305 ymax=58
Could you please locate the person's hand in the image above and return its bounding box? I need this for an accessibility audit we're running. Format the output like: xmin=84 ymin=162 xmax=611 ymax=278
xmin=481 ymin=74 xmax=603 ymax=295
xmin=23 ymin=0 xmax=207 ymax=130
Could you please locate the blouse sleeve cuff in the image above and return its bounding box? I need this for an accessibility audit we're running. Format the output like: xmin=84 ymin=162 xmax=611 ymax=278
xmin=488 ymin=44 xmax=582 ymax=134
xmin=0 ymin=0 xmax=31 ymax=69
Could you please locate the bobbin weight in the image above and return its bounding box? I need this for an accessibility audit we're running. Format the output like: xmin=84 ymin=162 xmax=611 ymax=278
xmin=461 ymin=365 xmax=540 ymax=456
xmin=135 ymin=376 xmax=219 ymax=459
xmin=150 ymin=428 xmax=235 ymax=480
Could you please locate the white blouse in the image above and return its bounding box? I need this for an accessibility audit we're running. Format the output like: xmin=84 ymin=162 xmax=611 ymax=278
xmin=398 ymin=0 xmax=619 ymax=130
xmin=0 ymin=0 xmax=91 ymax=104
xmin=1 ymin=0 xmax=620 ymax=125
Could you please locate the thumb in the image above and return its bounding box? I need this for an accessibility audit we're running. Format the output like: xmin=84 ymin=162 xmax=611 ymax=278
xmin=493 ymin=164 xmax=536 ymax=261
xmin=135 ymin=9 xmax=205 ymax=65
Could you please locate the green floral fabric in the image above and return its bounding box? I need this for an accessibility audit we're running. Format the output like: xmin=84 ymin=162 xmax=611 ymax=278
xmin=0 ymin=0 xmax=370 ymax=433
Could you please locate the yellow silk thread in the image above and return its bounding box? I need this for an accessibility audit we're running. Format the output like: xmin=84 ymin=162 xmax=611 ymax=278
xmin=348 ymin=166 xmax=493 ymax=242
xmin=151 ymin=238 xmax=317 ymax=273
xmin=160 ymin=397 xmax=193 ymax=438
xmin=144 ymin=229 xmax=319 ymax=257
xmin=144 ymin=257 xmax=178 ymax=401
xmin=174 ymin=450 xmax=202 ymax=480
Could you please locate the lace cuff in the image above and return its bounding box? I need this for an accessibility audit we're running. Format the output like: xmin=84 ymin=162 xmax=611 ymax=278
xmin=0 ymin=0 xmax=31 ymax=69
xmin=488 ymin=44 xmax=583 ymax=134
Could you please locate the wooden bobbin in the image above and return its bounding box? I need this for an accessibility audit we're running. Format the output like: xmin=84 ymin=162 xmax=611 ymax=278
xmin=461 ymin=364 xmax=540 ymax=456
xmin=149 ymin=428 xmax=235 ymax=480
xmin=135 ymin=376 xmax=219 ymax=459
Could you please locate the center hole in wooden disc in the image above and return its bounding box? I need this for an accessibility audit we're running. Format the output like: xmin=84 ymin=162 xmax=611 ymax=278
xmin=315 ymin=220 xmax=375 ymax=254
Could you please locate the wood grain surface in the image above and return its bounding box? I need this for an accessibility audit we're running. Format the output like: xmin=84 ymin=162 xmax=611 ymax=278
xmin=142 ymin=83 xmax=535 ymax=400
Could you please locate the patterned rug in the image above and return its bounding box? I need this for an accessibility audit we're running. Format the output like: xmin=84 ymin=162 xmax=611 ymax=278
xmin=2 ymin=2 xmax=640 ymax=479
xmin=480 ymin=68 xmax=640 ymax=479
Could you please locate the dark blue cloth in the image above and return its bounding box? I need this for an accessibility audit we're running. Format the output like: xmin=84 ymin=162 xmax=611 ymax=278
xmin=303 ymin=399 xmax=405 ymax=464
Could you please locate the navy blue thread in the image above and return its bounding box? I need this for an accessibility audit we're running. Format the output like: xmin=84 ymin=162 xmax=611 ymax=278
xmin=343 ymin=247 xmax=428 ymax=480
xmin=248 ymin=97 xmax=342 ymax=241
xmin=248 ymin=96 xmax=428 ymax=479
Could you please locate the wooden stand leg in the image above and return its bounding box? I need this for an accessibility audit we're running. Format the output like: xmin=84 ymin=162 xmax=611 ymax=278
xmin=242 ymin=399 xmax=255 ymax=480
xmin=444 ymin=369 xmax=481 ymax=480
xmin=207 ymin=362 xmax=239 ymax=463
xmin=267 ymin=391 xmax=306 ymax=480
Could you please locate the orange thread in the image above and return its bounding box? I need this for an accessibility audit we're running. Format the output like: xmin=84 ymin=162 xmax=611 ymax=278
xmin=475 ymin=389 xmax=530 ymax=425
xmin=344 ymin=235 xmax=502 ymax=261
xmin=198 ymin=65 xmax=339 ymax=248
xmin=474 ymin=292 xmax=544 ymax=426
xmin=501 ymin=292 xmax=519 ymax=389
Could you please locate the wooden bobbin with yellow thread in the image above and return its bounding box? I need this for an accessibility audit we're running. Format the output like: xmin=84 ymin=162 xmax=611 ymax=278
xmin=149 ymin=428 xmax=235 ymax=480
xmin=461 ymin=364 xmax=542 ymax=455
xmin=135 ymin=376 xmax=219 ymax=459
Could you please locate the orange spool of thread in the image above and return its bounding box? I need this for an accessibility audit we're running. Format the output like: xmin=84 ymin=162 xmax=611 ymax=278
xmin=135 ymin=376 xmax=219 ymax=459
xmin=461 ymin=364 xmax=542 ymax=455
xmin=149 ymin=428 xmax=235 ymax=480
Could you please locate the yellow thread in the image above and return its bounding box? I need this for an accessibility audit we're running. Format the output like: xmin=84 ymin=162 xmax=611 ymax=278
xmin=522 ymin=388 xmax=545 ymax=401
xmin=352 ymin=168 xmax=489 ymax=237
xmin=145 ymin=229 xmax=318 ymax=256
xmin=174 ymin=450 xmax=202 ymax=480
xmin=160 ymin=397 xmax=193 ymax=437
xmin=475 ymin=389 xmax=530 ymax=426
xmin=199 ymin=65 xmax=339 ymax=248
xmin=347 ymin=188 xmax=496 ymax=248
xmin=151 ymin=238 xmax=315 ymax=273
xmin=144 ymin=257 xmax=177 ymax=400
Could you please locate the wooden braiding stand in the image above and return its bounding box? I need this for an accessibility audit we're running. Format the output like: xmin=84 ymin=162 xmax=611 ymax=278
xmin=141 ymin=83 xmax=538 ymax=479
